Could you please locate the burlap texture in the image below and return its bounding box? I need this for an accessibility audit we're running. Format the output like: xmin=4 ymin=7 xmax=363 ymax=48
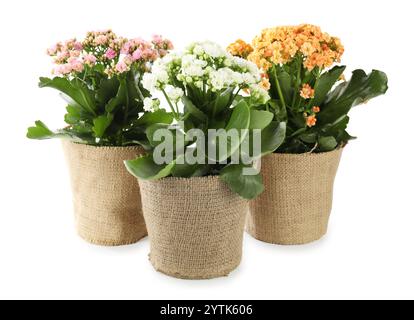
xmin=248 ymin=149 xmax=343 ymax=245
xmin=138 ymin=176 xmax=248 ymax=280
xmin=62 ymin=141 xmax=147 ymax=246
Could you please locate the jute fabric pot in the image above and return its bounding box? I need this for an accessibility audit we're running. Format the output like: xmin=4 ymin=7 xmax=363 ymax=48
xmin=138 ymin=176 xmax=248 ymax=280
xmin=62 ymin=141 xmax=147 ymax=246
xmin=248 ymin=149 xmax=343 ymax=245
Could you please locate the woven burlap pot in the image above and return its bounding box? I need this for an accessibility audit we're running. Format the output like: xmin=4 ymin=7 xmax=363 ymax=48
xmin=248 ymin=148 xmax=343 ymax=245
xmin=138 ymin=176 xmax=248 ymax=280
xmin=62 ymin=141 xmax=147 ymax=246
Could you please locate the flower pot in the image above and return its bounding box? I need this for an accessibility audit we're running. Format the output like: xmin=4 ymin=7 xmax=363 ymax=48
xmin=248 ymin=148 xmax=343 ymax=245
xmin=138 ymin=176 xmax=248 ymax=280
xmin=62 ymin=141 xmax=147 ymax=246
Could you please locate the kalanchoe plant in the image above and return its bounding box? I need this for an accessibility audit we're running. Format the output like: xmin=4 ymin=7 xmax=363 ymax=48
xmin=228 ymin=24 xmax=389 ymax=153
xmin=125 ymin=41 xmax=286 ymax=199
xmin=27 ymin=30 xmax=174 ymax=146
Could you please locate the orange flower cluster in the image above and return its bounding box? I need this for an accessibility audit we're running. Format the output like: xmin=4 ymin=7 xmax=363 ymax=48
xmin=247 ymin=24 xmax=344 ymax=71
xmin=227 ymin=39 xmax=253 ymax=59
xmin=300 ymin=84 xmax=315 ymax=99
xmin=305 ymin=106 xmax=321 ymax=127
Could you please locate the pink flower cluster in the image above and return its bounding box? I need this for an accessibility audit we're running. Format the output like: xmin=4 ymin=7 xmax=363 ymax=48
xmin=115 ymin=35 xmax=174 ymax=74
xmin=46 ymin=30 xmax=173 ymax=77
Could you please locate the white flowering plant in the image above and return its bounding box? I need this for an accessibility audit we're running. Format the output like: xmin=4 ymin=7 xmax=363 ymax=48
xmin=27 ymin=30 xmax=174 ymax=146
xmin=125 ymin=41 xmax=286 ymax=199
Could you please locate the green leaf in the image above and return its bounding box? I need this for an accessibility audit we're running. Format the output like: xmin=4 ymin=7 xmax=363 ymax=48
xmin=172 ymin=163 xmax=209 ymax=178
xmin=320 ymin=69 xmax=388 ymax=123
xmin=97 ymin=77 xmax=120 ymax=106
xmin=209 ymin=99 xmax=251 ymax=162
xmin=27 ymin=121 xmax=54 ymax=140
xmin=182 ymin=96 xmax=208 ymax=122
xmin=64 ymin=105 xmax=82 ymax=125
xmin=39 ymin=77 xmax=96 ymax=116
xmin=93 ymin=114 xmax=114 ymax=138
xmin=105 ymin=79 xmax=127 ymax=113
xmin=220 ymin=164 xmax=264 ymax=200
xmin=249 ymin=110 xmax=274 ymax=130
xmin=268 ymin=100 xmax=287 ymax=122
xmin=124 ymin=155 xmax=176 ymax=180
xmin=226 ymin=100 xmax=251 ymax=131
xmin=212 ymin=88 xmax=233 ymax=116
xmin=260 ymin=121 xmax=286 ymax=155
xmin=313 ymin=66 xmax=346 ymax=106
xmin=318 ymin=136 xmax=338 ymax=152
xmin=135 ymin=109 xmax=174 ymax=127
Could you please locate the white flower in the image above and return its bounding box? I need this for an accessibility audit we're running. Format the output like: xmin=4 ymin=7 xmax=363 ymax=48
xmin=142 ymin=73 xmax=157 ymax=92
xmin=250 ymin=84 xmax=271 ymax=105
xmin=143 ymin=98 xmax=161 ymax=112
xmin=167 ymin=87 xmax=184 ymax=103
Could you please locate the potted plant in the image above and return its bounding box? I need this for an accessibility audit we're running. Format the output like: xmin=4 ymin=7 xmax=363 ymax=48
xmin=27 ymin=30 xmax=174 ymax=246
xmin=228 ymin=24 xmax=388 ymax=245
xmin=125 ymin=41 xmax=286 ymax=279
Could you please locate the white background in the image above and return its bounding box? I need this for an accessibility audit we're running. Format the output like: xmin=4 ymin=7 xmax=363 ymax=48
xmin=0 ymin=0 xmax=413 ymax=300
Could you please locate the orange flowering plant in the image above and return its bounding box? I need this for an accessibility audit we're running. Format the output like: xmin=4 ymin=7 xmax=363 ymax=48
xmin=228 ymin=24 xmax=388 ymax=153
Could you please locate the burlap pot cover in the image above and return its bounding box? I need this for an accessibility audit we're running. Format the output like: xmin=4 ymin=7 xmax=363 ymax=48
xmin=62 ymin=141 xmax=147 ymax=246
xmin=138 ymin=176 xmax=248 ymax=280
xmin=248 ymin=148 xmax=343 ymax=245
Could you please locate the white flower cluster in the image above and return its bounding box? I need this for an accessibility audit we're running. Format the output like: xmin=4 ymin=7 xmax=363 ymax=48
xmin=143 ymin=98 xmax=161 ymax=112
xmin=141 ymin=41 xmax=268 ymax=105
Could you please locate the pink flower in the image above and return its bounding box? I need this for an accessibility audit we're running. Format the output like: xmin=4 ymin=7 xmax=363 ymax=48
xmin=74 ymin=41 xmax=83 ymax=51
xmin=68 ymin=57 xmax=84 ymax=72
xmin=115 ymin=60 xmax=129 ymax=73
xmin=95 ymin=35 xmax=108 ymax=45
xmin=121 ymin=41 xmax=131 ymax=54
xmin=132 ymin=49 xmax=142 ymax=61
xmin=46 ymin=45 xmax=58 ymax=56
xmin=84 ymin=54 xmax=97 ymax=65
xmin=105 ymin=48 xmax=117 ymax=60
xmin=142 ymin=48 xmax=158 ymax=61
xmin=152 ymin=35 xmax=163 ymax=45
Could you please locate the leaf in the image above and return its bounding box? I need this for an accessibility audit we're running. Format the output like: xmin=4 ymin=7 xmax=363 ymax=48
xmin=93 ymin=114 xmax=114 ymax=138
xmin=105 ymin=79 xmax=128 ymax=113
xmin=212 ymin=88 xmax=233 ymax=116
xmin=318 ymin=136 xmax=338 ymax=152
xmin=211 ymin=99 xmax=250 ymax=162
xmin=319 ymin=69 xmax=388 ymax=123
xmin=27 ymin=121 xmax=86 ymax=142
xmin=39 ymin=77 xmax=96 ymax=115
xmin=268 ymin=100 xmax=287 ymax=122
xmin=313 ymin=66 xmax=346 ymax=106
xmin=260 ymin=121 xmax=286 ymax=155
xmin=172 ymin=163 xmax=209 ymax=178
xmin=27 ymin=121 xmax=54 ymax=140
xmin=226 ymin=100 xmax=251 ymax=131
xmin=249 ymin=110 xmax=274 ymax=130
xmin=182 ymin=96 xmax=208 ymax=122
xmin=220 ymin=164 xmax=264 ymax=200
xmin=124 ymin=155 xmax=176 ymax=180
xmin=97 ymin=77 xmax=120 ymax=106
xmin=64 ymin=105 xmax=82 ymax=125
xmin=135 ymin=109 xmax=174 ymax=127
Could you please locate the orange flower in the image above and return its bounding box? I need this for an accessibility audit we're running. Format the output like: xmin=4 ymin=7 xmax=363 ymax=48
xmin=306 ymin=115 xmax=317 ymax=127
xmin=245 ymin=24 xmax=344 ymax=71
xmin=300 ymin=84 xmax=315 ymax=99
xmin=312 ymin=106 xmax=320 ymax=113
xmin=227 ymin=39 xmax=253 ymax=59
xmin=260 ymin=77 xmax=271 ymax=91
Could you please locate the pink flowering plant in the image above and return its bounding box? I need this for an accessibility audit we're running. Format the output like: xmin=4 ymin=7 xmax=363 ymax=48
xmin=27 ymin=30 xmax=174 ymax=146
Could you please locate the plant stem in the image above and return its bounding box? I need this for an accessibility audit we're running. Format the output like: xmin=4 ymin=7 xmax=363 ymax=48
xmin=162 ymin=88 xmax=179 ymax=120
xmin=272 ymin=66 xmax=286 ymax=109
